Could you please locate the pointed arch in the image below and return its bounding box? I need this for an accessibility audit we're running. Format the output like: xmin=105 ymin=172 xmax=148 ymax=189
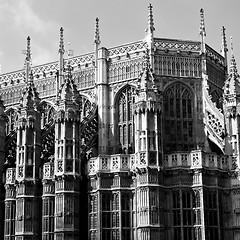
xmin=39 ymin=101 xmax=56 ymax=128
xmin=114 ymin=84 xmax=136 ymax=153
xmin=5 ymin=107 xmax=18 ymax=135
xmin=163 ymin=82 xmax=195 ymax=152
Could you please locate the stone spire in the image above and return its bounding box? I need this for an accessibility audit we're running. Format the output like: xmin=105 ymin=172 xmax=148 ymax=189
xmin=94 ymin=18 xmax=101 ymax=46
xmin=58 ymin=27 xmax=65 ymax=97
xmin=20 ymin=70 xmax=40 ymax=111
xmin=144 ymin=4 xmax=155 ymax=70
xmin=138 ymin=48 xmax=156 ymax=91
xmin=229 ymin=37 xmax=238 ymax=76
xmin=25 ymin=36 xmax=32 ymax=82
xmin=20 ymin=37 xmax=40 ymax=111
xmin=199 ymin=8 xmax=206 ymax=53
xmin=224 ymin=37 xmax=240 ymax=95
xmin=221 ymin=26 xmax=228 ymax=68
xmin=58 ymin=63 xmax=79 ymax=107
xmin=145 ymin=3 xmax=155 ymax=41
xmin=59 ymin=27 xmax=65 ymax=54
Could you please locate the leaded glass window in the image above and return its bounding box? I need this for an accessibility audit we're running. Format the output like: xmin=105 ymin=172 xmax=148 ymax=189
xmin=164 ymin=83 xmax=194 ymax=152
xmin=6 ymin=109 xmax=18 ymax=135
xmin=172 ymin=190 xmax=196 ymax=240
xmin=101 ymin=192 xmax=132 ymax=240
xmin=40 ymin=102 xmax=55 ymax=128
xmin=205 ymin=190 xmax=219 ymax=240
xmin=116 ymin=86 xmax=135 ymax=154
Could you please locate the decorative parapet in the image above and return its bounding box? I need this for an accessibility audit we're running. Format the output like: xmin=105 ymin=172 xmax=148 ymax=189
xmin=88 ymin=151 xmax=232 ymax=174
xmin=154 ymin=38 xmax=201 ymax=52
xmin=0 ymin=53 xmax=95 ymax=88
xmin=202 ymin=74 xmax=225 ymax=152
xmin=5 ymin=168 xmax=16 ymax=184
xmin=163 ymin=150 xmax=230 ymax=170
xmin=108 ymin=41 xmax=147 ymax=57
xmin=43 ymin=162 xmax=54 ymax=180
xmin=88 ymin=152 xmax=158 ymax=175
xmin=88 ymin=154 xmax=136 ymax=175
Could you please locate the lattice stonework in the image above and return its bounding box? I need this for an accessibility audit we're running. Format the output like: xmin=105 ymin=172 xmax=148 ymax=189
xmin=108 ymin=58 xmax=144 ymax=83
xmin=154 ymin=55 xmax=201 ymax=78
xmin=154 ymin=39 xmax=201 ymax=52
xmin=206 ymin=111 xmax=224 ymax=139
xmin=108 ymin=41 xmax=147 ymax=57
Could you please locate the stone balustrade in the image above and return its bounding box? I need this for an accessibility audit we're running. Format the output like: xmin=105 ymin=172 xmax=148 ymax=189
xmin=88 ymin=150 xmax=232 ymax=174
xmin=164 ymin=150 xmax=231 ymax=170
xmin=5 ymin=168 xmax=16 ymax=184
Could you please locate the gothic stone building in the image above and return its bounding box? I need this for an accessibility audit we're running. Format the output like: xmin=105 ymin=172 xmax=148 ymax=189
xmin=0 ymin=5 xmax=239 ymax=240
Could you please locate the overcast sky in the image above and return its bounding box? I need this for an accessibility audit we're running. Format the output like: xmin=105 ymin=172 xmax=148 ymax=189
xmin=0 ymin=0 xmax=239 ymax=74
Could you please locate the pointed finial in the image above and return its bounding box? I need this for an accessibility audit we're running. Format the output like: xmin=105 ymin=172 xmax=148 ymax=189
xmin=24 ymin=36 xmax=32 ymax=83
xmin=26 ymin=36 xmax=31 ymax=62
xmin=221 ymin=26 xmax=228 ymax=68
xmin=29 ymin=70 xmax=34 ymax=85
xmin=221 ymin=26 xmax=227 ymax=51
xmin=229 ymin=36 xmax=238 ymax=76
xmin=144 ymin=48 xmax=151 ymax=70
xmin=59 ymin=27 xmax=65 ymax=54
xmin=199 ymin=8 xmax=206 ymax=37
xmin=94 ymin=18 xmax=101 ymax=45
xmin=230 ymin=36 xmax=234 ymax=55
xmin=146 ymin=3 xmax=155 ymax=36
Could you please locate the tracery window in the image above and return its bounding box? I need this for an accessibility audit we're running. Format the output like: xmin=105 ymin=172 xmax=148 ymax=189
xmin=101 ymin=192 xmax=132 ymax=240
xmin=6 ymin=109 xmax=18 ymax=135
xmin=89 ymin=194 xmax=98 ymax=240
xmin=164 ymin=83 xmax=194 ymax=152
xmin=172 ymin=190 xmax=196 ymax=240
xmin=205 ymin=190 xmax=219 ymax=240
xmin=40 ymin=102 xmax=55 ymax=128
xmin=80 ymin=96 xmax=93 ymax=121
xmin=116 ymin=86 xmax=135 ymax=154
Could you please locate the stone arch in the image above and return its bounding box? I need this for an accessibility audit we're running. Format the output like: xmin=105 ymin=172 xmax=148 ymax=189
xmin=5 ymin=107 xmax=19 ymax=135
xmin=113 ymin=84 xmax=136 ymax=154
xmin=163 ymin=81 xmax=195 ymax=152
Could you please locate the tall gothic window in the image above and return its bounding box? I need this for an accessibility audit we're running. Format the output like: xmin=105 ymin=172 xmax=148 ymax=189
xmin=172 ymin=190 xmax=198 ymax=240
xmin=205 ymin=190 xmax=219 ymax=240
xmin=40 ymin=102 xmax=55 ymax=128
xmin=116 ymin=86 xmax=135 ymax=154
xmin=6 ymin=109 xmax=18 ymax=135
xmin=164 ymin=83 xmax=194 ymax=152
xmin=101 ymin=191 xmax=132 ymax=240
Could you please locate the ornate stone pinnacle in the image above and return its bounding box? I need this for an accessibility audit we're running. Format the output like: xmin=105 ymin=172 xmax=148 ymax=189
xmin=221 ymin=26 xmax=227 ymax=51
xmin=59 ymin=27 xmax=65 ymax=54
xmin=147 ymin=3 xmax=155 ymax=34
xmin=94 ymin=18 xmax=101 ymax=45
xmin=144 ymin=48 xmax=151 ymax=69
xmin=230 ymin=36 xmax=238 ymax=76
xmin=26 ymin=36 xmax=31 ymax=62
xmin=29 ymin=70 xmax=34 ymax=85
xmin=200 ymin=8 xmax=206 ymax=37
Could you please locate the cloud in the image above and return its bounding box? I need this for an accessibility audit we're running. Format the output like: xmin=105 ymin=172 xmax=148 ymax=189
xmin=32 ymin=44 xmax=56 ymax=66
xmin=0 ymin=0 xmax=60 ymax=70
xmin=0 ymin=0 xmax=58 ymax=36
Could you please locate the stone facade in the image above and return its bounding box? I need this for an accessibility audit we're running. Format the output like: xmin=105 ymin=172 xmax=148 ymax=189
xmin=0 ymin=4 xmax=239 ymax=240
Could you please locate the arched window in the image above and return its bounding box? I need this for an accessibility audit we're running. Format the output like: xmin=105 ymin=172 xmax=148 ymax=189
xmin=80 ymin=96 xmax=92 ymax=121
xmin=6 ymin=109 xmax=18 ymax=135
xmin=116 ymin=86 xmax=135 ymax=154
xmin=164 ymin=83 xmax=194 ymax=152
xmin=40 ymin=102 xmax=55 ymax=128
